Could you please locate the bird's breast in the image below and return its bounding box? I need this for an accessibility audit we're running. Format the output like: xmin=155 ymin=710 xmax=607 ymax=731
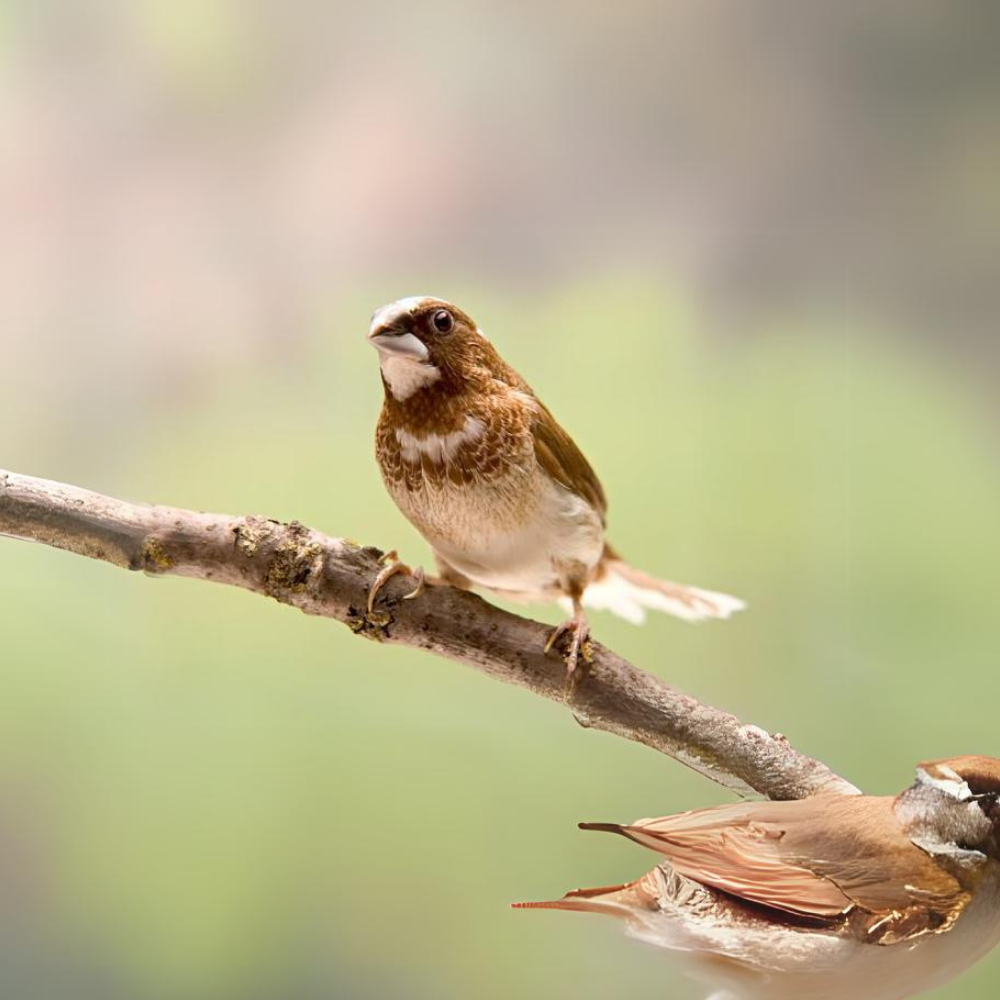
xmin=375 ymin=408 xmax=604 ymax=595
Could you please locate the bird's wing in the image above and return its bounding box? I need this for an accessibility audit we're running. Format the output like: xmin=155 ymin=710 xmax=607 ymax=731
xmin=594 ymin=804 xmax=852 ymax=919
xmin=530 ymin=400 xmax=607 ymax=522
xmin=586 ymin=796 xmax=971 ymax=937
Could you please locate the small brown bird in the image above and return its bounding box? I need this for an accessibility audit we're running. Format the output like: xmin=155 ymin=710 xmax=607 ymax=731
xmin=515 ymin=755 xmax=1000 ymax=1000
xmin=367 ymin=296 xmax=744 ymax=671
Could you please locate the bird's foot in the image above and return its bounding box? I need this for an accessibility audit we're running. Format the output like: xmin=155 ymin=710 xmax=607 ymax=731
xmin=367 ymin=550 xmax=425 ymax=613
xmin=545 ymin=612 xmax=593 ymax=681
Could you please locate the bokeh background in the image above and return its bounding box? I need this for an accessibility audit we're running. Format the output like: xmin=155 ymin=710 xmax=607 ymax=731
xmin=2 ymin=2 xmax=999 ymax=998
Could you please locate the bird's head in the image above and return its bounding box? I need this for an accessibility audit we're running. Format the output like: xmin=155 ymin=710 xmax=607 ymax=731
xmin=898 ymin=755 xmax=1000 ymax=864
xmin=367 ymin=296 xmax=491 ymax=403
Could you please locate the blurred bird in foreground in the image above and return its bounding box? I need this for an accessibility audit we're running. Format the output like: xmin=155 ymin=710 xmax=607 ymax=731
xmin=516 ymin=756 xmax=1000 ymax=1000
xmin=366 ymin=296 xmax=744 ymax=673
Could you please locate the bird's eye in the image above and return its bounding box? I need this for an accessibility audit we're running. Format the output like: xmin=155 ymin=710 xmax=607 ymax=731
xmin=432 ymin=309 xmax=454 ymax=334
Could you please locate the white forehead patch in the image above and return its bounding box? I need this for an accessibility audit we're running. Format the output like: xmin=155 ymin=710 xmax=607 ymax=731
xmin=395 ymin=415 xmax=485 ymax=464
xmin=369 ymin=296 xmax=444 ymax=336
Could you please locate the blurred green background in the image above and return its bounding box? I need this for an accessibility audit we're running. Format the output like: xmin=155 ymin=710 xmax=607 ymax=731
xmin=2 ymin=3 xmax=999 ymax=1000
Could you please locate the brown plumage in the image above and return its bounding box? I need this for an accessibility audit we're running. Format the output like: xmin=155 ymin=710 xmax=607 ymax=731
xmin=367 ymin=296 xmax=744 ymax=672
xmin=578 ymin=795 xmax=969 ymax=938
xmin=516 ymin=756 xmax=1000 ymax=1000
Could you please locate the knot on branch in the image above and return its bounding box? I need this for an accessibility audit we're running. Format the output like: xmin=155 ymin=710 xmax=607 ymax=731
xmin=233 ymin=516 xmax=325 ymax=599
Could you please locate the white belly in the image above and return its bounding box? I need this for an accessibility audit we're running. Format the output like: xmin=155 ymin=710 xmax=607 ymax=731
xmin=387 ymin=465 xmax=604 ymax=598
xmin=646 ymin=877 xmax=1000 ymax=1000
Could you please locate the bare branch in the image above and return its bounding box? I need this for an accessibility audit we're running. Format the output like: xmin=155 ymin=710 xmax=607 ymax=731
xmin=0 ymin=468 xmax=857 ymax=800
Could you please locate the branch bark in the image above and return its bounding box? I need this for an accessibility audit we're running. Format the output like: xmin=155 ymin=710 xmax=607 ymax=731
xmin=0 ymin=468 xmax=857 ymax=801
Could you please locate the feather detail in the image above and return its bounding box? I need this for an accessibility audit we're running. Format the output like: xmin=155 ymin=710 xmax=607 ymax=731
xmin=574 ymin=550 xmax=746 ymax=624
xmin=581 ymin=819 xmax=851 ymax=919
xmin=512 ymin=870 xmax=667 ymax=919
xmin=576 ymin=797 xmax=972 ymax=937
xmin=530 ymin=399 xmax=607 ymax=523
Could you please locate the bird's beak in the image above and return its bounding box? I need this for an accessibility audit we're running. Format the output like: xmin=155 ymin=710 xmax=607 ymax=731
xmin=367 ymin=327 xmax=430 ymax=362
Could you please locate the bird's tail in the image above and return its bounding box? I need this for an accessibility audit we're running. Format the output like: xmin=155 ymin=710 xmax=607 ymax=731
xmin=512 ymin=869 xmax=666 ymax=921
xmin=578 ymin=548 xmax=746 ymax=625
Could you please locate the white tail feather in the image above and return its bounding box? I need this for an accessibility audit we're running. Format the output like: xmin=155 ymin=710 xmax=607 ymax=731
xmin=571 ymin=559 xmax=746 ymax=625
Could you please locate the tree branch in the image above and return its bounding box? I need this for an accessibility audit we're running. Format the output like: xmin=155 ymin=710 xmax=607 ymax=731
xmin=0 ymin=468 xmax=857 ymax=800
